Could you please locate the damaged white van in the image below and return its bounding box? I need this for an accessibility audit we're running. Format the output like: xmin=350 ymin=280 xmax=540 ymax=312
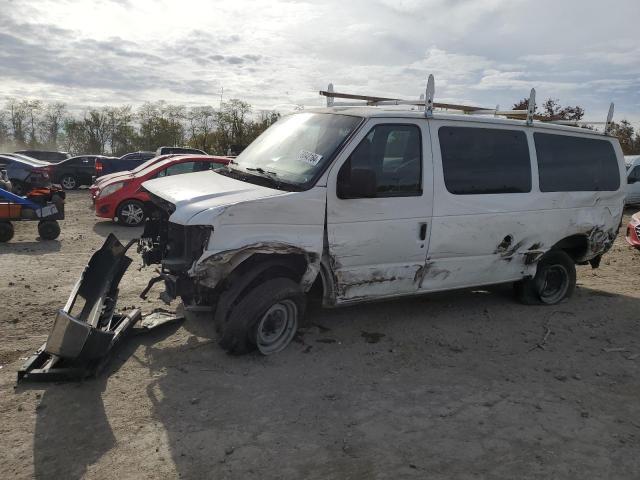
xmin=139 ymin=85 xmax=625 ymax=355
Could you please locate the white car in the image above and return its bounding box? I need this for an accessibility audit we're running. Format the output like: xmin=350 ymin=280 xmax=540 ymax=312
xmin=139 ymin=102 xmax=625 ymax=355
xmin=624 ymin=155 xmax=640 ymax=205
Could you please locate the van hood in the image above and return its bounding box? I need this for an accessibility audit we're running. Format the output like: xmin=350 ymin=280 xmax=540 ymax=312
xmin=142 ymin=170 xmax=286 ymax=224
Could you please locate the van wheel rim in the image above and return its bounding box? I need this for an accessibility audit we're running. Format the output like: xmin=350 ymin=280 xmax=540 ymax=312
xmin=121 ymin=203 xmax=144 ymax=225
xmin=256 ymin=300 xmax=298 ymax=355
xmin=62 ymin=176 xmax=76 ymax=189
xmin=540 ymin=265 xmax=568 ymax=303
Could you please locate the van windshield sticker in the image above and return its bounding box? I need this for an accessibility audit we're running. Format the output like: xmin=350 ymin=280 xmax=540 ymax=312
xmin=296 ymin=149 xmax=323 ymax=166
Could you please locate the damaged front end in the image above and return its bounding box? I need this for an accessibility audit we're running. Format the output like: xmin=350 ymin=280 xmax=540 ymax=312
xmin=138 ymin=194 xmax=212 ymax=305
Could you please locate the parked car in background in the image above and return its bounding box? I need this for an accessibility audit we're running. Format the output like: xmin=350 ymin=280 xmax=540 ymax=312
xmin=90 ymin=154 xmax=176 ymax=200
xmin=156 ymin=146 xmax=207 ymax=156
xmin=625 ymin=156 xmax=640 ymax=205
xmin=14 ymin=150 xmax=70 ymax=163
xmin=94 ymin=155 xmax=229 ymax=226
xmin=625 ymin=212 xmax=640 ymax=248
xmin=0 ymin=154 xmax=52 ymax=195
xmin=95 ymin=151 xmax=155 ymax=178
xmin=624 ymin=155 xmax=640 ymax=169
xmin=51 ymin=155 xmax=116 ymax=190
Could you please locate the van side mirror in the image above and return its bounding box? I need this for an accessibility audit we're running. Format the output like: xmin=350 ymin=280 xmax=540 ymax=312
xmin=338 ymin=168 xmax=377 ymax=198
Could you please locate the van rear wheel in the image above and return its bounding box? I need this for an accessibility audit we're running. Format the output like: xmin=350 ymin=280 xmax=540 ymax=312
xmin=515 ymin=250 xmax=576 ymax=305
xmin=219 ymin=277 xmax=306 ymax=355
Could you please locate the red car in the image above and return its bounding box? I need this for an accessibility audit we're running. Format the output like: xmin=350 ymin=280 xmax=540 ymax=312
xmin=90 ymin=154 xmax=173 ymax=201
xmin=94 ymin=155 xmax=230 ymax=226
xmin=626 ymin=212 xmax=640 ymax=248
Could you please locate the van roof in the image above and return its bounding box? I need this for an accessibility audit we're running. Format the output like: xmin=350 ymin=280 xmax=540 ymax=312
xmin=306 ymin=106 xmax=611 ymax=138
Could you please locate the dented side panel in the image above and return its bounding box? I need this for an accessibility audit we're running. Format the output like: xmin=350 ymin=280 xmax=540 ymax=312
xmin=324 ymin=118 xmax=434 ymax=303
xmin=188 ymin=186 xmax=327 ymax=291
xmin=419 ymin=119 xmax=625 ymax=293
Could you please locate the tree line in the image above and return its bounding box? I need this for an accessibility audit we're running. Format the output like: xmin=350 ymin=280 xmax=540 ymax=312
xmin=0 ymin=98 xmax=280 ymax=157
xmin=0 ymin=95 xmax=638 ymax=156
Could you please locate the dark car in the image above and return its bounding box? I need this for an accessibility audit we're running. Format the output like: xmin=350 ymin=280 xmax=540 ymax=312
xmin=14 ymin=150 xmax=70 ymax=163
xmin=0 ymin=154 xmax=51 ymax=195
xmin=51 ymin=155 xmax=116 ymax=190
xmin=95 ymin=151 xmax=155 ymax=178
xmin=155 ymin=146 xmax=207 ymax=156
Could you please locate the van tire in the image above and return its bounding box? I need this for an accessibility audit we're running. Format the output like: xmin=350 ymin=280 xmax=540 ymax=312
xmin=515 ymin=250 xmax=576 ymax=305
xmin=212 ymin=259 xmax=298 ymax=333
xmin=219 ymin=277 xmax=306 ymax=355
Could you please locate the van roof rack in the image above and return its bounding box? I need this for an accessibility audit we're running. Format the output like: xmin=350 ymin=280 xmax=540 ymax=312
xmin=319 ymin=74 xmax=615 ymax=135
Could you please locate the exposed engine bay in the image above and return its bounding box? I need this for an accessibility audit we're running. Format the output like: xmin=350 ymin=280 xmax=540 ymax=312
xmin=138 ymin=194 xmax=213 ymax=304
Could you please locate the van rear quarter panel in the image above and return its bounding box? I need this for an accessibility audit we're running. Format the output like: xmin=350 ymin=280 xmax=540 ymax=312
xmin=422 ymin=120 xmax=625 ymax=292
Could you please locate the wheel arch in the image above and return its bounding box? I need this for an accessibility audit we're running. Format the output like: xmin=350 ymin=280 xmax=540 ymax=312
xmin=196 ymin=243 xmax=321 ymax=294
xmin=551 ymin=234 xmax=589 ymax=262
xmin=207 ymin=248 xmax=318 ymax=333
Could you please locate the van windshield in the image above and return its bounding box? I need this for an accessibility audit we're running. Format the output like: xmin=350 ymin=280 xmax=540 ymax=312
xmin=229 ymin=113 xmax=361 ymax=188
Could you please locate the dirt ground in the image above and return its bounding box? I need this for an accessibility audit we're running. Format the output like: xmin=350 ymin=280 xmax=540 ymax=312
xmin=0 ymin=190 xmax=639 ymax=479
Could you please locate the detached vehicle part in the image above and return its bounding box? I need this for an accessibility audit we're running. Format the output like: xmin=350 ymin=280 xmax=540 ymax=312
xmin=18 ymin=234 xmax=138 ymax=381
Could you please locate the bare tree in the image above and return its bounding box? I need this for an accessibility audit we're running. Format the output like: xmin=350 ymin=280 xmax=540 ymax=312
xmin=0 ymin=109 xmax=10 ymax=149
xmin=189 ymin=106 xmax=216 ymax=152
xmin=41 ymin=102 xmax=67 ymax=149
xmin=512 ymin=97 xmax=584 ymax=121
xmin=7 ymin=99 xmax=27 ymax=147
xmin=23 ymin=100 xmax=43 ymax=147
xmin=83 ymin=109 xmax=110 ymax=154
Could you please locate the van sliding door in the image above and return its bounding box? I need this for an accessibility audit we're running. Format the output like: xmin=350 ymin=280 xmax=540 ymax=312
xmin=421 ymin=123 xmax=534 ymax=292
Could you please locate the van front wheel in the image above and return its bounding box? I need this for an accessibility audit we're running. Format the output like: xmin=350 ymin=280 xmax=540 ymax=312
xmin=219 ymin=277 xmax=306 ymax=355
xmin=515 ymin=250 xmax=576 ymax=305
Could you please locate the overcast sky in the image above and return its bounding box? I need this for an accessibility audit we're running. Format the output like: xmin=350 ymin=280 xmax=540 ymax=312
xmin=1 ymin=0 xmax=639 ymax=124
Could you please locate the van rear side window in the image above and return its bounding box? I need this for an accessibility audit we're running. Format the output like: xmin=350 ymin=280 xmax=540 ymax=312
xmin=534 ymin=133 xmax=620 ymax=192
xmin=439 ymin=127 xmax=531 ymax=195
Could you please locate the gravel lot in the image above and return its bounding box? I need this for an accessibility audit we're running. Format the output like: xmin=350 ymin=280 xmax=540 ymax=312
xmin=1 ymin=190 xmax=639 ymax=479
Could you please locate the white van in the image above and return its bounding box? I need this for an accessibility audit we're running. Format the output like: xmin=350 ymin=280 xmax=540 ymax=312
xmin=139 ymin=99 xmax=625 ymax=355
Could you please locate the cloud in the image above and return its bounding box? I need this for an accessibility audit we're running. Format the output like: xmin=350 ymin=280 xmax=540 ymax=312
xmin=0 ymin=0 xmax=638 ymax=125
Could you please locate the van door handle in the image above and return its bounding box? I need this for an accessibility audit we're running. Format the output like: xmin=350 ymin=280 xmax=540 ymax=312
xmin=419 ymin=222 xmax=427 ymax=241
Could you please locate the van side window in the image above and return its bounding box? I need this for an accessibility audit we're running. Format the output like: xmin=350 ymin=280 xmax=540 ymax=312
xmin=439 ymin=127 xmax=531 ymax=195
xmin=337 ymin=124 xmax=422 ymax=198
xmin=535 ymin=133 xmax=620 ymax=192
